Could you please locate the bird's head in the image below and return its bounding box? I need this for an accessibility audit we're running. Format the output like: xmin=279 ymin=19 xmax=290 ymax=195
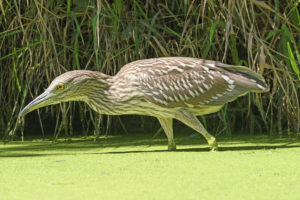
xmin=19 ymin=70 xmax=109 ymax=117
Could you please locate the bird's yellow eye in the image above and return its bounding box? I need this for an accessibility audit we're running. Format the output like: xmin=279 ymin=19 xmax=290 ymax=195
xmin=56 ymin=84 xmax=65 ymax=90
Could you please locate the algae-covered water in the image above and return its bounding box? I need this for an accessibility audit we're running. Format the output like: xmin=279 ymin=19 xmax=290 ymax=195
xmin=1 ymin=134 xmax=299 ymax=200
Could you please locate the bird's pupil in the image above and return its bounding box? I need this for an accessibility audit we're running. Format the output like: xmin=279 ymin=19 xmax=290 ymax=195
xmin=57 ymin=84 xmax=64 ymax=90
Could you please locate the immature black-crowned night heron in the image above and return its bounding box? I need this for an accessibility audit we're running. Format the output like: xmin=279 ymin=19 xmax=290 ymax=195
xmin=19 ymin=57 xmax=269 ymax=151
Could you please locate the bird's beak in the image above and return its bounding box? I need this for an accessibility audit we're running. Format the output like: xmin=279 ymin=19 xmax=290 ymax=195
xmin=19 ymin=91 xmax=53 ymax=117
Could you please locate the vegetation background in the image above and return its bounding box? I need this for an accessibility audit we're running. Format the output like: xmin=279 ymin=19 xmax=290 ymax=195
xmin=0 ymin=0 xmax=299 ymax=140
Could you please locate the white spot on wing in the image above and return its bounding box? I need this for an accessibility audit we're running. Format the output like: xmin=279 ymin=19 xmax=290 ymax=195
xmin=221 ymin=75 xmax=235 ymax=84
xmin=208 ymin=74 xmax=214 ymax=80
xmin=185 ymin=103 xmax=194 ymax=108
xmin=169 ymin=85 xmax=175 ymax=91
xmin=161 ymin=82 xmax=169 ymax=90
xmin=154 ymin=69 xmax=164 ymax=75
xmin=148 ymin=69 xmax=155 ymax=75
xmin=203 ymin=83 xmax=211 ymax=90
xmin=228 ymin=84 xmax=236 ymax=90
xmin=137 ymin=63 xmax=152 ymax=67
xmin=153 ymin=96 xmax=168 ymax=106
xmin=257 ymin=84 xmax=266 ymax=90
xmin=198 ymin=87 xmax=205 ymax=94
xmin=184 ymin=94 xmax=189 ymax=100
xmin=167 ymin=65 xmax=184 ymax=73
xmin=188 ymin=90 xmax=196 ymax=97
xmin=191 ymin=71 xmax=200 ymax=78
xmin=168 ymin=96 xmax=174 ymax=101
xmin=174 ymin=95 xmax=180 ymax=102
xmin=194 ymin=80 xmax=202 ymax=84
xmin=161 ymin=92 xmax=169 ymax=100
xmin=178 ymin=94 xmax=185 ymax=101
xmin=202 ymin=66 xmax=209 ymax=71
xmin=173 ymin=83 xmax=180 ymax=90
xmin=186 ymin=63 xmax=196 ymax=68
xmin=140 ymin=73 xmax=149 ymax=79
xmin=182 ymin=81 xmax=189 ymax=89
xmin=157 ymin=82 xmax=163 ymax=90
xmin=146 ymin=83 xmax=154 ymax=89
xmin=177 ymin=61 xmax=186 ymax=67
xmin=153 ymin=91 xmax=160 ymax=95
xmin=186 ymin=79 xmax=193 ymax=88
xmin=206 ymin=63 xmax=215 ymax=67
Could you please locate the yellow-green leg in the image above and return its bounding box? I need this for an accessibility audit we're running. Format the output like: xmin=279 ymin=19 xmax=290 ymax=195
xmin=157 ymin=117 xmax=176 ymax=151
xmin=175 ymin=109 xmax=218 ymax=151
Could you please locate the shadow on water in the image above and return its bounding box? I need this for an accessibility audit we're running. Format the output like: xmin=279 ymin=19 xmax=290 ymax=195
xmin=0 ymin=134 xmax=299 ymax=157
xmin=96 ymin=144 xmax=300 ymax=155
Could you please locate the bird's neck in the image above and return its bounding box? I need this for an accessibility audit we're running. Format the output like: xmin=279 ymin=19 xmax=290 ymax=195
xmin=83 ymin=72 xmax=134 ymax=115
xmin=83 ymin=72 xmax=143 ymax=115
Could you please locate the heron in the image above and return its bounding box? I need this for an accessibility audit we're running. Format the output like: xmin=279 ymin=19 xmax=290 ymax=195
xmin=19 ymin=57 xmax=269 ymax=151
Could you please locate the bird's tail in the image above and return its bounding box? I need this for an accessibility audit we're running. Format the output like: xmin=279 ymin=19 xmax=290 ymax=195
xmin=218 ymin=63 xmax=269 ymax=93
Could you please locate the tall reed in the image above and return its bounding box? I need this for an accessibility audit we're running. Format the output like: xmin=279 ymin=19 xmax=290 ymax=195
xmin=0 ymin=0 xmax=299 ymax=140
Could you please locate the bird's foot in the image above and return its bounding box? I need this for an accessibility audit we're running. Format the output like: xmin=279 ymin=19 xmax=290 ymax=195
xmin=168 ymin=141 xmax=177 ymax=151
xmin=208 ymin=137 xmax=218 ymax=151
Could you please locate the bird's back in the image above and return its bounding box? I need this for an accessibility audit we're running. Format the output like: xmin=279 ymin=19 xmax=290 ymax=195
xmin=110 ymin=57 xmax=268 ymax=116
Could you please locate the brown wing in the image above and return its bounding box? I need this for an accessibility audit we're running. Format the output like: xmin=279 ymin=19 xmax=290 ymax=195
xmin=116 ymin=57 xmax=268 ymax=108
xmin=140 ymin=68 xmax=232 ymax=107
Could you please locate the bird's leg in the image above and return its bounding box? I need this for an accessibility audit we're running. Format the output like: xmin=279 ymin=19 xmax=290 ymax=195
xmin=175 ymin=110 xmax=218 ymax=151
xmin=157 ymin=117 xmax=176 ymax=151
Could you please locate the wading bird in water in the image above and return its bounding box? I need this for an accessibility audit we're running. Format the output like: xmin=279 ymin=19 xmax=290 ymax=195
xmin=19 ymin=57 xmax=269 ymax=151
